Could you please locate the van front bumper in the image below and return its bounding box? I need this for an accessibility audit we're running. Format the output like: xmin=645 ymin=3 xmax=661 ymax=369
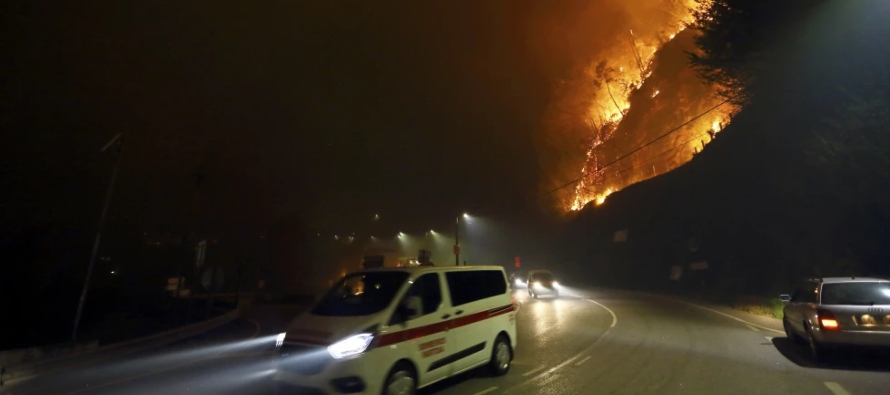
xmin=272 ymin=351 xmax=381 ymax=395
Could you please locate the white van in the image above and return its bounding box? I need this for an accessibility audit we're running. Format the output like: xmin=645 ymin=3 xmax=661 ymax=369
xmin=272 ymin=265 xmax=517 ymax=395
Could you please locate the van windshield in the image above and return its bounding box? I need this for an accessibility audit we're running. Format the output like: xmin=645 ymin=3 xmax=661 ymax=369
xmin=311 ymin=272 xmax=410 ymax=316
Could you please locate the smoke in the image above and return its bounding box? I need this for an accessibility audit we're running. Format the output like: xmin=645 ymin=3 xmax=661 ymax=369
xmin=525 ymin=0 xmax=733 ymax=212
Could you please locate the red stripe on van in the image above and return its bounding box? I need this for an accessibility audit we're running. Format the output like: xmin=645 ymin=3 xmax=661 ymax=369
xmin=377 ymin=303 xmax=515 ymax=347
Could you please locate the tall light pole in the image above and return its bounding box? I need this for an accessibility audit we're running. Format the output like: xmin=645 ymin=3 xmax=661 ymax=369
xmin=454 ymin=215 xmax=460 ymax=266
xmin=72 ymin=133 xmax=122 ymax=343
xmin=455 ymin=212 xmax=468 ymax=266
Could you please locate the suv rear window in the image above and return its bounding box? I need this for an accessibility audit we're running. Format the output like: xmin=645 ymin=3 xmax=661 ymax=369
xmin=446 ymin=270 xmax=507 ymax=307
xmin=820 ymin=282 xmax=890 ymax=305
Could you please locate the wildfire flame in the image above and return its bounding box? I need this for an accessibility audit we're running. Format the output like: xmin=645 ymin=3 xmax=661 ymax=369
xmin=545 ymin=1 xmax=738 ymax=213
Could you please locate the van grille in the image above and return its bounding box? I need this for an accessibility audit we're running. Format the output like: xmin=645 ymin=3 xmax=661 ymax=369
xmin=278 ymin=344 xmax=330 ymax=375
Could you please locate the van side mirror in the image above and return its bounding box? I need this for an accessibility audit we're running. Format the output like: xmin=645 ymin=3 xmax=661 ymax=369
xmin=390 ymin=296 xmax=422 ymax=326
xmin=779 ymin=294 xmax=791 ymax=303
xmin=403 ymin=296 xmax=422 ymax=320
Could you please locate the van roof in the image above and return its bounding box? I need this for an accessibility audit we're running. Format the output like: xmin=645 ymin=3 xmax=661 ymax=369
xmin=358 ymin=265 xmax=505 ymax=274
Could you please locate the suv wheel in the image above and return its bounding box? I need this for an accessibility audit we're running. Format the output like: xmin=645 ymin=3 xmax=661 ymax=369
xmin=805 ymin=325 xmax=825 ymax=364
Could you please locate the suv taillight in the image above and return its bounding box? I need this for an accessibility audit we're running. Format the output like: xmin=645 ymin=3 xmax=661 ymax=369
xmin=817 ymin=308 xmax=839 ymax=330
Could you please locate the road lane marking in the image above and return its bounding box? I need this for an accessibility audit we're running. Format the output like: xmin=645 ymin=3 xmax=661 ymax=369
xmin=824 ymin=382 xmax=851 ymax=395
xmin=522 ymin=366 xmax=545 ymax=376
xmin=504 ymin=297 xmax=617 ymax=393
xmin=538 ymin=373 xmax=561 ymax=387
xmin=585 ymin=298 xmax=618 ymax=328
xmin=663 ymin=298 xmax=784 ymax=334
xmin=746 ymin=325 xmax=760 ymax=332
xmin=473 ymin=386 xmax=498 ymax=395
xmin=765 ymin=336 xmax=774 ymax=341
xmin=574 ymin=356 xmax=592 ymax=366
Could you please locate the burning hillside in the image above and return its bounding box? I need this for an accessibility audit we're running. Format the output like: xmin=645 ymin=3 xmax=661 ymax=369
xmin=529 ymin=0 xmax=737 ymax=213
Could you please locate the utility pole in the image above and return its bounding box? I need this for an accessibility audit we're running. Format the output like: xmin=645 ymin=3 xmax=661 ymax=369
xmin=454 ymin=215 xmax=460 ymax=266
xmin=72 ymin=133 xmax=123 ymax=343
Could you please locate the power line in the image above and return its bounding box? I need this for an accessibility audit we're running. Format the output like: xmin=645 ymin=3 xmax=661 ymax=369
xmin=541 ymin=98 xmax=732 ymax=197
xmin=616 ymin=129 xmax=713 ymax=175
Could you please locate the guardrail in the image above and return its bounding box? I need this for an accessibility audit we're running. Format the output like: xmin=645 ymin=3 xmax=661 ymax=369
xmin=1 ymin=294 xmax=253 ymax=389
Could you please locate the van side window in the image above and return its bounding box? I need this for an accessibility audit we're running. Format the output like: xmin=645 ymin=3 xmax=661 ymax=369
xmin=445 ymin=271 xmax=507 ymax=307
xmin=391 ymin=273 xmax=442 ymax=325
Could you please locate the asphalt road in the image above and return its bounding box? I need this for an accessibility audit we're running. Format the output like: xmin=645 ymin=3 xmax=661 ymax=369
xmin=8 ymin=288 xmax=889 ymax=395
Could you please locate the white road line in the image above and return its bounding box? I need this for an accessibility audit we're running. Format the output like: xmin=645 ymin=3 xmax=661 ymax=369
xmin=765 ymin=336 xmax=774 ymax=342
xmin=746 ymin=324 xmax=760 ymax=332
xmin=574 ymin=356 xmax=592 ymax=366
xmin=504 ymin=297 xmax=617 ymax=393
xmin=586 ymin=298 xmax=618 ymax=328
xmin=538 ymin=373 xmax=561 ymax=387
xmin=663 ymin=298 xmax=784 ymax=334
xmin=522 ymin=366 xmax=545 ymax=376
xmin=473 ymin=386 xmax=499 ymax=395
xmin=824 ymin=382 xmax=851 ymax=395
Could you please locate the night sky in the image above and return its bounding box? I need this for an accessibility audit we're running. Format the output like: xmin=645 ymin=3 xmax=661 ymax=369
xmin=2 ymin=1 xmax=558 ymax=245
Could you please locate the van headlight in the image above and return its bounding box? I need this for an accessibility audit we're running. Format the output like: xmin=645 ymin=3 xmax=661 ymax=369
xmin=275 ymin=332 xmax=286 ymax=348
xmin=328 ymin=333 xmax=374 ymax=359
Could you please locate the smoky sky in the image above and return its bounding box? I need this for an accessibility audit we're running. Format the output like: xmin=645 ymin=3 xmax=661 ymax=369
xmin=1 ymin=1 xmax=567 ymax=242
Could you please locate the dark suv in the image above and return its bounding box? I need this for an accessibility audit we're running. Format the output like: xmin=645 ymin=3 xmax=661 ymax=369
xmin=527 ymin=270 xmax=559 ymax=298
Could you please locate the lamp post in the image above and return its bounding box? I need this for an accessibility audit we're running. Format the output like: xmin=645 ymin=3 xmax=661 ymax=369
xmin=72 ymin=133 xmax=122 ymax=342
xmin=454 ymin=213 xmax=469 ymax=266
xmin=454 ymin=215 xmax=460 ymax=266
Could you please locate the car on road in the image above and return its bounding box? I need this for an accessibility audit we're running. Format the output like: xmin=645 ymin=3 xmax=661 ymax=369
xmin=781 ymin=277 xmax=890 ymax=361
xmin=527 ymin=270 xmax=559 ymax=298
xmin=509 ymin=271 xmax=528 ymax=288
xmin=273 ymin=265 xmax=517 ymax=395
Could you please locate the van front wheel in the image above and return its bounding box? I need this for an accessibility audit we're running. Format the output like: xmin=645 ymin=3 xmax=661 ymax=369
xmin=488 ymin=335 xmax=512 ymax=376
xmin=383 ymin=362 xmax=416 ymax=395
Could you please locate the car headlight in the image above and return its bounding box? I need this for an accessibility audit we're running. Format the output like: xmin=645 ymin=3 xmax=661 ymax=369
xmin=533 ymin=281 xmax=541 ymax=288
xmin=327 ymin=333 xmax=374 ymax=359
xmin=553 ymin=281 xmax=559 ymax=286
xmin=275 ymin=332 xmax=286 ymax=348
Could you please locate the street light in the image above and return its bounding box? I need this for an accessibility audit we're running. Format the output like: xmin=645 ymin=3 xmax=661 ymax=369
xmin=72 ymin=132 xmax=123 ymax=343
xmin=455 ymin=213 xmax=469 ymax=266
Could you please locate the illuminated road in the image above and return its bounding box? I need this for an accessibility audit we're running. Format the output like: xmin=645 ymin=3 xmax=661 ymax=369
xmin=11 ymin=290 xmax=890 ymax=395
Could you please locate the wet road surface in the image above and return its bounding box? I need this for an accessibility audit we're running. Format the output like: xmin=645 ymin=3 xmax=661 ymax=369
xmin=10 ymin=289 xmax=889 ymax=395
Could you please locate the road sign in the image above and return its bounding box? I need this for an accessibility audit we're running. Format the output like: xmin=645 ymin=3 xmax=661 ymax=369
xmin=453 ymin=244 xmax=460 ymax=255
xmin=514 ymin=256 xmax=521 ymax=268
